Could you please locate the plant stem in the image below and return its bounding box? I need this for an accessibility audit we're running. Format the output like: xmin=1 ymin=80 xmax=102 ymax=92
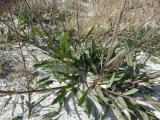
xmin=0 ymin=86 xmax=64 ymax=95
xmin=101 ymin=88 xmax=160 ymax=104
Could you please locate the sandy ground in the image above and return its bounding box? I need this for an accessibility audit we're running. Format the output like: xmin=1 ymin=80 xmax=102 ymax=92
xmin=0 ymin=44 xmax=159 ymax=120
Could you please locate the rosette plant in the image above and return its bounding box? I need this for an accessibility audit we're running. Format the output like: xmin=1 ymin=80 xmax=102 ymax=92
xmin=33 ymin=28 xmax=160 ymax=120
xmin=0 ymin=1 xmax=159 ymax=119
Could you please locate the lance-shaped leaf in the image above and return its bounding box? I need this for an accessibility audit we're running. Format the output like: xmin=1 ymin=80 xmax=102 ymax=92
xmin=124 ymin=40 xmax=133 ymax=67
xmin=105 ymin=50 xmax=125 ymax=69
xmin=117 ymin=97 xmax=132 ymax=120
xmin=123 ymin=88 xmax=139 ymax=95
xmin=12 ymin=116 xmax=23 ymax=120
xmin=60 ymin=32 xmax=69 ymax=53
xmin=52 ymin=89 xmax=67 ymax=105
xmin=45 ymin=64 xmax=78 ymax=74
xmin=51 ymin=84 xmax=74 ymax=105
xmin=78 ymin=89 xmax=90 ymax=106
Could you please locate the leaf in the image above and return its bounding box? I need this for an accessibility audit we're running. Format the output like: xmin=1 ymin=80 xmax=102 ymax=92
xmin=35 ymin=80 xmax=53 ymax=88
xmin=33 ymin=93 xmax=52 ymax=108
xmin=152 ymin=103 xmax=160 ymax=112
xmin=85 ymin=97 xmax=101 ymax=120
xmin=85 ymin=27 xmax=95 ymax=39
xmin=26 ymin=101 xmax=34 ymax=115
xmin=124 ymin=98 xmax=156 ymax=120
xmin=89 ymin=94 xmax=100 ymax=104
xmin=42 ymin=110 xmax=61 ymax=120
xmin=106 ymin=42 xmax=119 ymax=62
xmin=144 ymin=95 xmax=160 ymax=112
xmin=3 ymin=96 xmax=12 ymax=108
xmin=95 ymin=87 xmax=110 ymax=105
xmin=51 ymin=84 xmax=73 ymax=105
xmin=33 ymin=60 xmax=52 ymax=68
xmin=124 ymin=40 xmax=133 ymax=67
xmin=123 ymin=88 xmax=139 ymax=95
xmin=111 ymin=103 xmax=127 ymax=120
xmin=109 ymin=72 xmax=115 ymax=88
xmin=36 ymin=77 xmax=50 ymax=84
xmin=126 ymin=39 xmax=135 ymax=48
xmin=12 ymin=116 xmax=23 ymax=120
xmin=52 ymin=91 xmax=66 ymax=105
xmin=81 ymin=27 xmax=95 ymax=43
xmin=85 ymin=98 xmax=92 ymax=117
xmin=117 ymin=97 xmax=131 ymax=120
xmin=60 ymin=32 xmax=69 ymax=53
xmin=34 ymin=61 xmax=78 ymax=74
xmin=31 ymin=27 xmax=43 ymax=36
xmin=105 ymin=50 xmax=125 ymax=68
xmin=78 ymin=89 xmax=90 ymax=106
xmin=47 ymin=64 xmax=78 ymax=74
xmin=123 ymin=109 xmax=132 ymax=120
xmin=64 ymin=92 xmax=72 ymax=114
xmin=137 ymin=110 xmax=150 ymax=120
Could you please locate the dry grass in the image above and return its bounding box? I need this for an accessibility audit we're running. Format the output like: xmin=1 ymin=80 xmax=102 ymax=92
xmin=1 ymin=0 xmax=159 ymax=29
xmin=0 ymin=0 xmax=159 ymax=42
xmin=59 ymin=0 xmax=160 ymax=32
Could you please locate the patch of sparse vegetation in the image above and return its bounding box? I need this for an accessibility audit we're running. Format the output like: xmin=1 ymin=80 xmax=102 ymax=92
xmin=0 ymin=0 xmax=160 ymax=120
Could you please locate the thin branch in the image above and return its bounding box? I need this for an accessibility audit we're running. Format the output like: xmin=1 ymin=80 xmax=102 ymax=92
xmin=101 ymin=0 xmax=127 ymax=75
xmin=118 ymin=71 xmax=160 ymax=88
xmin=102 ymin=88 xmax=160 ymax=104
xmin=76 ymin=1 xmax=80 ymax=40
xmin=24 ymin=0 xmax=50 ymax=37
xmin=7 ymin=5 xmax=32 ymax=118
xmin=0 ymin=86 xmax=64 ymax=95
xmin=105 ymin=0 xmax=126 ymax=60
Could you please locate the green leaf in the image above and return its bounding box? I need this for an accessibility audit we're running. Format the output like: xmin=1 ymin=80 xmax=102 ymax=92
xmin=52 ymin=91 xmax=66 ymax=104
xmin=125 ymin=98 xmax=158 ymax=119
xmin=12 ymin=116 xmax=23 ymax=120
xmin=51 ymin=84 xmax=73 ymax=105
xmin=153 ymin=104 xmax=160 ymax=112
xmin=85 ymin=97 xmax=101 ymax=120
xmin=42 ymin=110 xmax=61 ymax=120
xmin=117 ymin=97 xmax=131 ymax=120
xmin=124 ymin=40 xmax=133 ymax=67
xmin=144 ymin=95 xmax=160 ymax=112
xmin=123 ymin=109 xmax=132 ymax=120
xmin=85 ymin=98 xmax=92 ymax=117
xmin=126 ymin=39 xmax=135 ymax=48
xmin=31 ymin=27 xmax=43 ymax=36
xmin=117 ymin=97 xmax=128 ymax=109
xmin=95 ymin=87 xmax=110 ymax=105
xmin=111 ymin=103 xmax=127 ymax=120
xmin=109 ymin=72 xmax=115 ymax=88
xmin=35 ymin=80 xmax=53 ymax=88
xmin=34 ymin=61 xmax=78 ymax=74
xmin=50 ymin=65 xmax=77 ymax=74
xmin=60 ymin=32 xmax=69 ymax=53
xmin=85 ymin=27 xmax=95 ymax=39
xmin=26 ymin=101 xmax=34 ymax=115
xmin=124 ymin=98 xmax=146 ymax=119
xmin=106 ymin=42 xmax=119 ymax=62
xmin=33 ymin=93 xmax=52 ymax=108
xmin=123 ymin=88 xmax=139 ymax=95
xmin=137 ymin=110 xmax=150 ymax=120
xmin=33 ymin=60 xmax=52 ymax=68
xmin=81 ymin=27 xmax=95 ymax=43
xmin=36 ymin=77 xmax=50 ymax=84
xmin=78 ymin=89 xmax=90 ymax=106
xmin=106 ymin=50 xmax=125 ymax=68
